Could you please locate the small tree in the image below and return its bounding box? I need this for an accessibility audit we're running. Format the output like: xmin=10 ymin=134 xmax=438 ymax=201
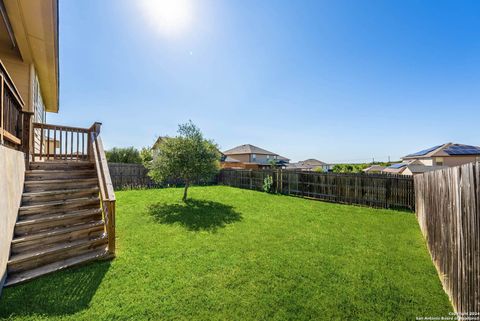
xmin=148 ymin=121 xmax=220 ymax=202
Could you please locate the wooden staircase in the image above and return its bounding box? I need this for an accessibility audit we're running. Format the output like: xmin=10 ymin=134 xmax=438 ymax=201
xmin=4 ymin=161 xmax=110 ymax=286
xmin=4 ymin=122 xmax=116 ymax=287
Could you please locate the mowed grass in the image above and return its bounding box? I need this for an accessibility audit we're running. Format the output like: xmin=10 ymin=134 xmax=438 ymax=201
xmin=0 ymin=186 xmax=452 ymax=320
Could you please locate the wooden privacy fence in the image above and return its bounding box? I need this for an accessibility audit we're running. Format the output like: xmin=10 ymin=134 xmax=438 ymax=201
xmin=218 ymin=169 xmax=415 ymax=210
xmin=108 ymin=163 xmax=161 ymax=190
xmin=415 ymin=162 xmax=480 ymax=313
xmin=107 ymin=163 xmax=218 ymax=190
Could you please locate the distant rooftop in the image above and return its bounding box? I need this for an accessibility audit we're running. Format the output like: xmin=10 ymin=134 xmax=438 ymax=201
xmin=404 ymin=143 xmax=480 ymax=159
xmin=223 ymin=144 xmax=277 ymax=156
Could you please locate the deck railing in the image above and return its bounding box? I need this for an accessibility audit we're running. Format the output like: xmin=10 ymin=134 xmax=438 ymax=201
xmin=31 ymin=121 xmax=116 ymax=256
xmin=89 ymin=122 xmax=116 ymax=256
xmin=32 ymin=123 xmax=91 ymax=161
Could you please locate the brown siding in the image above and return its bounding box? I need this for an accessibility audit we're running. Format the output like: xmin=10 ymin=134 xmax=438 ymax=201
xmin=225 ymin=154 xmax=250 ymax=162
xmin=443 ymin=156 xmax=478 ymax=167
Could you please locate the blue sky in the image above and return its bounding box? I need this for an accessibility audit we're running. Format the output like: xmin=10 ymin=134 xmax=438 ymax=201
xmin=50 ymin=0 xmax=480 ymax=163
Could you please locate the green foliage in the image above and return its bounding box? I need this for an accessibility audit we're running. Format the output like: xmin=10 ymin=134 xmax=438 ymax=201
xmin=262 ymin=175 xmax=274 ymax=193
xmin=314 ymin=167 xmax=325 ymax=173
xmin=268 ymin=158 xmax=277 ymax=168
xmin=105 ymin=147 xmax=142 ymax=164
xmin=332 ymin=161 xmax=400 ymax=174
xmin=0 ymin=186 xmax=452 ymax=320
xmin=148 ymin=121 xmax=220 ymax=201
xmin=332 ymin=163 xmax=368 ymax=173
xmin=140 ymin=147 xmax=153 ymax=165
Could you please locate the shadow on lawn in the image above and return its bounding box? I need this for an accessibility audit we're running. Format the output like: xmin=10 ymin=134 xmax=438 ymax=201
xmin=0 ymin=260 xmax=110 ymax=318
xmin=149 ymin=199 xmax=242 ymax=232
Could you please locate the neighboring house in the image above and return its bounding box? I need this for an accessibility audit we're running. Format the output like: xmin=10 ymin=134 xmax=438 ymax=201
xmin=363 ymin=165 xmax=386 ymax=174
xmin=0 ymin=1 xmax=115 ymax=290
xmin=286 ymin=159 xmax=331 ymax=172
xmin=402 ymin=143 xmax=480 ymax=167
xmin=380 ymin=143 xmax=480 ymax=176
xmin=152 ymin=136 xmax=168 ymax=149
xmin=383 ymin=162 xmax=447 ymax=176
xmin=222 ymin=144 xmax=290 ymax=169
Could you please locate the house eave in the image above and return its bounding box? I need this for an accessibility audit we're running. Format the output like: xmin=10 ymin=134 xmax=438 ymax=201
xmin=3 ymin=0 xmax=59 ymax=113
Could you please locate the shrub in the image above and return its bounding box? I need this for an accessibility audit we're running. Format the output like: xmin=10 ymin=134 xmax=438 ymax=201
xmin=106 ymin=147 xmax=142 ymax=164
xmin=263 ymin=175 xmax=274 ymax=193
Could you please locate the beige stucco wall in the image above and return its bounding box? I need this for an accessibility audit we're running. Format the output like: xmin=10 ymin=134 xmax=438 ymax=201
xmin=0 ymin=146 xmax=25 ymax=288
xmin=418 ymin=159 xmax=433 ymax=166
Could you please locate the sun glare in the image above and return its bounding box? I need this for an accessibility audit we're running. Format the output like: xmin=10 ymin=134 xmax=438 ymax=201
xmin=139 ymin=0 xmax=193 ymax=37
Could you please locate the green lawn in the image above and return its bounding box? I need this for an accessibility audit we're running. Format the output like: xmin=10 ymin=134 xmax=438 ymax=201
xmin=0 ymin=186 xmax=452 ymax=320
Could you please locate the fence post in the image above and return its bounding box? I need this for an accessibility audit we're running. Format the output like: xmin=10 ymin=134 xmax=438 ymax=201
xmin=385 ymin=178 xmax=391 ymax=209
xmin=249 ymin=170 xmax=252 ymax=189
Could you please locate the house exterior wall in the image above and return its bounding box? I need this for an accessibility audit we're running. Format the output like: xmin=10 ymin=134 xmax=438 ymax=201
xmin=418 ymin=159 xmax=433 ymax=166
xmin=406 ymin=156 xmax=478 ymax=167
xmin=226 ymin=154 xmax=250 ymax=163
xmin=0 ymin=146 xmax=25 ymax=290
xmin=443 ymin=156 xmax=478 ymax=167
xmin=1 ymin=58 xmax=31 ymax=111
xmin=224 ymin=153 xmax=280 ymax=165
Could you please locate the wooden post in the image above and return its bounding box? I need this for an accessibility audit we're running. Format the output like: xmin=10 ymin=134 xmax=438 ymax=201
xmin=249 ymin=170 xmax=252 ymax=189
xmin=106 ymin=201 xmax=116 ymax=256
xmin=22 ymin=112 xmax=33 ymax=166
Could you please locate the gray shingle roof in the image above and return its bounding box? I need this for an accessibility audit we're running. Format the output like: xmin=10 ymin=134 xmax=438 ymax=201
xmin=223 ymin=144 xmax=277 ymax=156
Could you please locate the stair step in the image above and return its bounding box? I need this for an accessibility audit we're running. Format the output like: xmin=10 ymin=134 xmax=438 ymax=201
xmin=22 ymin=187 xmax=100 ymax=204
xmin=19 ymin=197 xmax=100 ymax=216
xmin=4 ymin=248 xmax=111 ymax=287
xmin=15 ymin=208 xmax=103 ymax=236
xmin=11 ymin=221 xmax=105 ymax=254
xmin=24 ymin=178 xmax=98 ymax=192
xmin=30 ymin=161 xmax=95 ymax=171
xmin=25 ymin=169 xmax=96 ymax=181
xmin=7 ymin=235 xmax=108 ymax=274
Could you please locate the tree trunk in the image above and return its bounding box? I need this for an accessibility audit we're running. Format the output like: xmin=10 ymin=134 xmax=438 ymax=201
xmin=182 ymin=180 xmax=189 ymax=202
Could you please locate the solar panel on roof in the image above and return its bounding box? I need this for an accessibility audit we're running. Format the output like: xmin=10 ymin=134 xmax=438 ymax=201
xmin=444 ymin=144 xmax=480 ymax=155
xmin=389 ymin=163 xmax=407 ymax=169
xmin=406 ymin=145 xmax=443 ymax=157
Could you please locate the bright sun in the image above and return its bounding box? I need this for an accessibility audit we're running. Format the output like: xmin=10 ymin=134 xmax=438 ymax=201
xmin=139 ymin=0 xmax=193 ymax=37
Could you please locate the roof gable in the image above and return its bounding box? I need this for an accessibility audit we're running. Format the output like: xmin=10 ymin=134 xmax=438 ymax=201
xmin=223 ymin=144 xmax=277 ymax=156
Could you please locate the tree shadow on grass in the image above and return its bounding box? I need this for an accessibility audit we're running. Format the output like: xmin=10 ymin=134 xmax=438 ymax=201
xmin=149 ymin=199 xmax=242 ymax=232
xmin=0 ymin=260 xmax=110 ymax=318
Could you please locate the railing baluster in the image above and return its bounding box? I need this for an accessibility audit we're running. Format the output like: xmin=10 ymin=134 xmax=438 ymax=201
xmin=64 ymin=129 xmax=67 ymax=160
xmin=39 ymin=123 xmax=44 ymax=160
xmin=70 ymin=129 xmax=73 ymax=160
xmin=59 ymin=128 xmax=62 ymax=159
xmin=53 ymin=126 xmax=57 ymax=160
xmin=82 ymin=132 xmax=85 ymax=160
xmin=47 ymin=127 xmax=50 ymax=160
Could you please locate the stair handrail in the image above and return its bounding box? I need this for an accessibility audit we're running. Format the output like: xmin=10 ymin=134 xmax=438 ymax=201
xmin=89 ymin=122 xmax=116 ymax=256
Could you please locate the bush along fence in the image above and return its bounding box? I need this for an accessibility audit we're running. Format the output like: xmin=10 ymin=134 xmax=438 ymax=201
xmin=415 ymin=162 xmax=480 ymax=314
xmin=218 ymin=169 xmax=415 ymax=210
xmin=107 ymin=163 xmax=217 ymax=190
